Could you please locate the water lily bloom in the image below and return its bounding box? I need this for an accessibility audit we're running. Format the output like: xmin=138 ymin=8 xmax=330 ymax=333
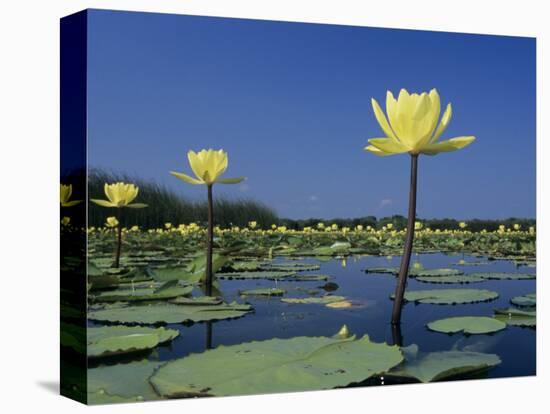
xmin=248 ymin=221 xmax=257 ymax=229
xmin=165 ymin=222 xmax=172 ymax=229
xmin=91 ymin=183 xmax=148 ymax=208
xmin=459 ymin=221 xmax=467 ymax=229
xmin=106 ymin=216 xmax=119 ymax=228
xmin=60 ymin=184 xmax=82 ymax=207
xmin=170 ymin=149 xmax=245 ymax=185
xmin=415 ymin=221 xmax=423 ymax=230
xmin=61 ymin=216 xmax=71 ymax=226
xmin=513 ymin=224 xmax=521 ymax=230
xmin=364 ymin=88 xmax=476 ymax=330
xmin=365 ymin=89 xmax=475 ymax=156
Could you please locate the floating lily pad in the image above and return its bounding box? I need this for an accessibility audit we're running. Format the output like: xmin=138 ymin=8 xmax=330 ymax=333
xmin=415 ymin=275 xmax=486 ymax=284
xmin=262 ymin=263 xmax=321 ymax=272
xmin=240 ymin=288 xmax=286 ymax=297
xmin=452 ymin=261 xmax=490 ymax=266
xmin=88 ymin=360 xmax=163 ymax=404
xmin=510 ymin=293 xmax=536 ymax=307
xmin=169 ymin=296 xmax=223 ymax=306
xmin=494 ymin=308 xmax=536 ymax=327
xmin=216 ymin=271 xmax=296 ymax=280
xmin=87 ymin=326 xmax=179 ymax=358
xmin=408 ymin=268 xmax=464 ymax=277
xmin=325 ymin=300 xmax=353 ymax=309
xmin=151 ymin=267 xmax=201 ymax=284
xmin=149 ymin=332 xmax=403 ymax=397
xmin=229 ymin=260 xmax=269 ymax=271
xmin=387 ymin=344 xmax=501 ymax=383
xmin=364 ymin=267 xmax=398 ymax=274
xmin=282 ymin=295 xmax=346 ymax=305
xmin=470 ymin=272 xmax=536 ymax=280
xmin=93 ymin=285 xmax=193 ymax=303
xmin=427 ymin=317 xmax=507 ymax=335
xmin=397 ymin=289 xmax=499 ymax=305
xmin=290 ymin=274 xmax=329 ymax=281
xmin=88 ymin=302 xmax=253 ymax=325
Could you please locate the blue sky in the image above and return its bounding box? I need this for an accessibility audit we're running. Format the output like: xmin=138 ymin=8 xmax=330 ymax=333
xmin=87 ymin=9 xmax=536 ymax=220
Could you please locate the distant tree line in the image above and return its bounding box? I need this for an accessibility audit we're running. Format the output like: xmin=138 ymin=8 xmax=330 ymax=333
xmin=61 ymin=169 xmax=535 ymax=231
xmin=279 ymin=215 xmax=536 ymax=232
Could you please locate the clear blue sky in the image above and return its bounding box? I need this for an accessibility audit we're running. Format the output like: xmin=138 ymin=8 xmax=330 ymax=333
xmin=87 ymin=9 xmax=536 ymax=220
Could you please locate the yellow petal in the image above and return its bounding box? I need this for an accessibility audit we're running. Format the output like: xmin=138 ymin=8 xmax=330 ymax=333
xmin=170 ymin=171 xmax=204 ymax=185
xmin=430 ymin=103 xmax=452 ymax=143
xmin=188 ymin=151 xmax=205 ymax=181
xmin=90 ymin=199 xmax=117 ymax=207
xmin=368 ymin=138 xmax=409 ymax=155
xmin=420 ymin=136 xmax=476 ymax=155
xmin=371 ymin=98 xmax=397 ymax=140
xmin=364 ymin=145 xmax=393 ymax=157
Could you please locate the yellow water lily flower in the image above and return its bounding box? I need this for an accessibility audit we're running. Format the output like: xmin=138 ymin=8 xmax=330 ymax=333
xmin=61 ymin=216 xmax=71 ymax=226
xmin=60 ymin=184 xmax=82 ymax=207
xmin=365 ymin=89 xmax=475 ymax=156
xmin=91 ymin=183 xmax=148 ymax=208
xmin=513 ymin=224 xmax=521 ymax=231
xmin=248 ymin=221 xmax=257 ymax=229
xmin=165 ymin=222 xmax=172 ymax=229
xmin=105 ymin=216 xmax=119 ymax=227
xmin=459 ymin=221 xmax=467 ymax=229
xmin=170 ymin=149 xmax=245 ymax=186
xmin=415 ymin=221 xmax=423 ymax=230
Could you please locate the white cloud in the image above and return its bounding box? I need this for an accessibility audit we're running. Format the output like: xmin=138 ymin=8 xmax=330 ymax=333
xmin=379 ymin=198 xmax=393 ymax=209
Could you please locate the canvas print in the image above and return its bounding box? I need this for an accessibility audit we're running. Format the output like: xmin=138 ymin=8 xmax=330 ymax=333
xmin=60 ymin=9 xmax=536 ymax=405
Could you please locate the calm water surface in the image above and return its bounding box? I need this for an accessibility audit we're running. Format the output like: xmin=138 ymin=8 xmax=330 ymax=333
xmin=91 ymin=253 xmax=536 ymax=380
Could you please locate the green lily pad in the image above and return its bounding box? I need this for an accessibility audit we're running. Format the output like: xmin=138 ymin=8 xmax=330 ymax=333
xmin=387 ymin=345 xmax=501 ymax=383
xmin=169 ymin=296 xmax=223 ymax=306
xmin=88 ymin=302 xmax=253 ymax=325
xmin=290 ymin=274 xmax=329 ymax=281
xmin=229 ymin=260 xmax=269 ymax=271
xmin=240 ymin=288 xmax=286 ymax=297
xmin=364 ymin=267 xmax=398 ymax=274
xmin=88 ymin=360 xmax=163 ymax=404
xmin=151 ymin=267 xmax=201 ymax=284
xmin=397 ymin=289 xmax=499 ymax=305
xmin=416 ymin=275 xmax=486 ymax=284
xmin=149 ymin=332 xmax=403 ymax=397
xmin=93 ymin=285 xmax=193 ymax=303
xmin=510 ymin=293 xmax=536 ymax=307
xmin=262 ymin=263 xmax=321 ymax=272
xmin=470 ymin=272 xmax=536 ymax=280
xmin=427 ymin=316 xmax=507 ymax=335
xmin=494 ymin=308 xmax=536 ymax=327
xmin=408 ymin=268 xmax=464 ymax=277
xmin=282 ymin=295 xmax=346 ymax=305
xmin=87 ymin=326 xmax=179 ymax=358
xmin=216 ymin=271 xmax=296 ymax=280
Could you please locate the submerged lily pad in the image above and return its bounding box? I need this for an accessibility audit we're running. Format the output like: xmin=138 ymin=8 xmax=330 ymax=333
xmin=240 ymin=288 xmax=286 ymax=297
xmin=282 ymin=295 xmax=346 ymax=305
xmin=397 ymin=289 xmax=499 ymax=305
xmin=510 ymin=293 xmax=536 ymax=307
xmin=88 ymin=302 xmax=253 ymax=325
xmin=149 ymin=332 xmax=403 ymax=397
xmin=470 ymin=272 xmax=536 ymax=280
xmin=88 ymin=360 xmax=163 ymax=404
xmin=325 ymin=300 xmax=353 ymax=309
xmin=87 ymin=326 xmax=179 ymax=358
xmin=387 ymin=345 xmax=501 ymax=383
xmin=416 ymin=275 xmax=486 ymax=284
xmin=494 ymin=308 xmax=536 ymax=327
xmin=216 ymin=271 xmax=296 ymax=280
xmin=93 ymin=285 xmax=193 ymax=303
xmin=427 ymin=316 xmax=506 ymax=335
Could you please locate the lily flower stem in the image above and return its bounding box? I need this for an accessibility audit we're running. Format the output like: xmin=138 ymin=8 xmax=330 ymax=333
xmin=391 ymin=153 xmax=419 ymax=326
xmin=115 ymin=208 xmax=123 ymax=268
xmin=205 ymin=184 xmax=214 ymax=296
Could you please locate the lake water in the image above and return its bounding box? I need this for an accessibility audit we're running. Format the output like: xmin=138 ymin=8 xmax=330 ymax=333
xmin=90 ymin=252 xmax=536 ymax=381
